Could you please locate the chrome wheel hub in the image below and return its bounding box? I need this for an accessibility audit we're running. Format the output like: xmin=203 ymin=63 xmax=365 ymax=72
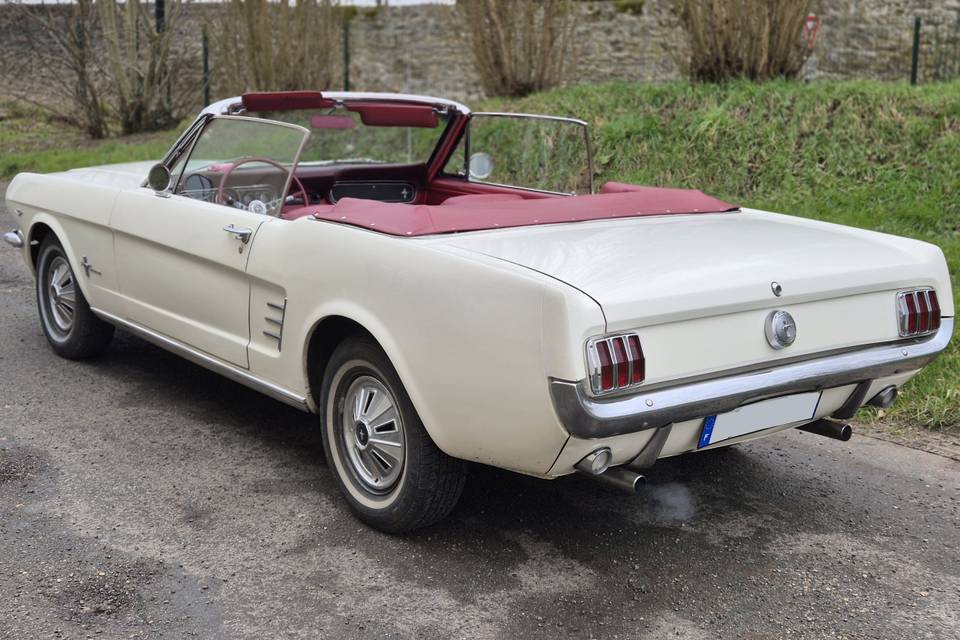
xmin=340 ymin=376 xmax=405 ymax=493
xmin=46 ymin=256 xmax=76 ymax=334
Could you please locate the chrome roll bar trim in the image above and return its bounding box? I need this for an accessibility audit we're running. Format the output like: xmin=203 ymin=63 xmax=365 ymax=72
xmin=550 ymin=318 xmax=953 ymax=439
xmin=91 ymin=308 xmax=310 ymax=412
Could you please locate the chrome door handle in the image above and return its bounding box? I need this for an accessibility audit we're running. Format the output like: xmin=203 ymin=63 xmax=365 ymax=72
xmin=223 ymin=224 xmax=253 ymax=244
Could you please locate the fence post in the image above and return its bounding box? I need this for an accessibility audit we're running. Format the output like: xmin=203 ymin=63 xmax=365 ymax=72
xmin=911 ymin=16 xmax=921 ymax=85
xmin=343 ymin=20 xmax=351 ymax=92
xmin=202 ymin=26 xmax=210 ymax=107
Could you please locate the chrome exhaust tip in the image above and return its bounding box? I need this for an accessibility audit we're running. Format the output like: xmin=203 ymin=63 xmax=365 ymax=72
xmin=575 ymin=447 xmax=612 ymax=475
xmin=867 ymin=385 xmax=898 ymax=409
xmin=575 ymin=458 xmax=645 ymax=493
xmin=797 ymin=418 xmax=852 ymax=442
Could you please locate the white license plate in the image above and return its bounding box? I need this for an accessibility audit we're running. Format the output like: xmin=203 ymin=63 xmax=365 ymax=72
xmin=698 ymin=391 xmax=822 ymax=448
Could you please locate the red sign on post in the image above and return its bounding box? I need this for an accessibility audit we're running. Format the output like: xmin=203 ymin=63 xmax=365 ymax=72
xmin=803 ymin=15 xmax=821 ymax=51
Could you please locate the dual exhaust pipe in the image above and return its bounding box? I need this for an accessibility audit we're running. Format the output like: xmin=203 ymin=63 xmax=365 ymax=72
xmin=574 ymin=447 xmax=645 ymax=493
xmin=797 ymin=418 xmax=853 ymax=441
xmin=576 ymin=415 xmax=857 ymax=493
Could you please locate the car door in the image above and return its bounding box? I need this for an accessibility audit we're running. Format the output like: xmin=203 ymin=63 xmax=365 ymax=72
xmin=111 ymin=116 xmax=309 ymax=368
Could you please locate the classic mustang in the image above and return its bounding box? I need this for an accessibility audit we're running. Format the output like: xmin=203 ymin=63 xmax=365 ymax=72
xmin=3 ymin=91 xmax=953 ymax=532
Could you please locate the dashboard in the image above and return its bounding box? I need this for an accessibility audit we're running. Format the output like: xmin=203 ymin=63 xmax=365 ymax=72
xmin=328 ymin=181 xmax=417 ymax=204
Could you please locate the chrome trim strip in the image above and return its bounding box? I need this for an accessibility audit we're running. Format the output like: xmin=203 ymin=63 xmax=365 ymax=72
xmin=3 ymin=229 xmax=24 ymax=248
xmin=205 ymin=93 xmax=471 ymax=117
xmin=91 ymin=308 xmax=309 ymax=412
xmin=551 ymin=318 xmax=953 ymax=439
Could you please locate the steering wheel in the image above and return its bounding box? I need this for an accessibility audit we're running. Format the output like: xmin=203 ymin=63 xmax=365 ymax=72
xmin=215 ymin=156 xmax=309 ymax=216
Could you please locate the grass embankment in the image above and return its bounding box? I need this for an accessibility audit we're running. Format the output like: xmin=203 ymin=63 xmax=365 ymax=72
xmin=1 ymin=81 xmax=957 ymax=430
xmin=0 ymin=103 xmax=179 ymax=178
xmin=482 ymin=80 xmax=959 ymax=432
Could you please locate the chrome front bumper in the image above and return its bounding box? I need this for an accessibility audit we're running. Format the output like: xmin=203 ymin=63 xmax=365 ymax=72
xmin=550 ymin=318 xmax=953 ymax=439
xmin=3 ymin=229 xmax=23 ymax=248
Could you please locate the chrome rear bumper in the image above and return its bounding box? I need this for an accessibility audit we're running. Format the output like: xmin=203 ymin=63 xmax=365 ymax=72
xmin=550 ymin=318 xmax=953 ymax=439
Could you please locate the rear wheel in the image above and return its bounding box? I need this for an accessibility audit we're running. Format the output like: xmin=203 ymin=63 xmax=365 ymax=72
xmin=35 ymin=236 xmax=114 ymax=359
xmin=320 ymin=336 xmax=466 ymax=533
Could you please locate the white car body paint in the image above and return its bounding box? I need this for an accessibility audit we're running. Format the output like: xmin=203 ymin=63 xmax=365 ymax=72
xmin=4 ymin=104 xmax=953 ymax=479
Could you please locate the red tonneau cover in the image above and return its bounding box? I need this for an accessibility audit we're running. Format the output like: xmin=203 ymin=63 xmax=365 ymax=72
xmin=312 ymin=187 xmax=738 ymax=236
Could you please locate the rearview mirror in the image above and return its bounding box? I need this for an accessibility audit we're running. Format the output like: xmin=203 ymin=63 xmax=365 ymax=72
xmin=469 ymin=152 xmax=494 ymax=180
xmin=147 ymin=163 xmax=171 ymax=192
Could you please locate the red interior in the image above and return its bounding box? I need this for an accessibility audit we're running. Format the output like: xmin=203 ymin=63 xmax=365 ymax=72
xmin=284 ymin=183 xmax=738 ymax=234
xmin=346 ymin=102 xmax=439 ymax=128
xmin=242 ymin=91 xmax=334 ymax=112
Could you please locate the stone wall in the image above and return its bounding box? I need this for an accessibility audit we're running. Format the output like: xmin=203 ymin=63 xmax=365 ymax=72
xmin=0 ymin=0 xmax=958 ymax=114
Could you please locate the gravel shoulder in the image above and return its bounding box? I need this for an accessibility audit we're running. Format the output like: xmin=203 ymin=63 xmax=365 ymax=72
xmin=2 ymin=184 xmax=959 ymax=640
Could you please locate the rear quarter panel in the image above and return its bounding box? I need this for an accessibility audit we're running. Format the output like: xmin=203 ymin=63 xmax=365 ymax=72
xmin=245 ymin=217 xmax=605 ymax=475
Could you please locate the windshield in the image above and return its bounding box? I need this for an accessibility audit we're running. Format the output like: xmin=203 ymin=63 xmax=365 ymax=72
xmin=172 ymin=116 xmax=309 ymax=216
xmin=261 ymin=107 xmax=453 ymax=167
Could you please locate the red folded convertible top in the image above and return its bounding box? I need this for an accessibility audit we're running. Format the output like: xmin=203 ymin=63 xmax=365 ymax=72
xmin=311 ymin=187 xmax=738 ymax=236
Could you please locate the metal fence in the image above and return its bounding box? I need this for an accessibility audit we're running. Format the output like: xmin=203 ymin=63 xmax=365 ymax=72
xmin=806 ymin=11 xmax=960 ymax=85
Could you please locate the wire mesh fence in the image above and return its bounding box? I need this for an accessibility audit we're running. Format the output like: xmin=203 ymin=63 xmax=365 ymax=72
xmin=809 ymin=10 xmax=960 ymax=85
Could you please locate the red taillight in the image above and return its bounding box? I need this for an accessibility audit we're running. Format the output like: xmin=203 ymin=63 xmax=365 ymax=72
xmin=595 ymin=339 xmax=613 ymax=391
xmin=611 ymin=337 xmax=629 ymax=387
xmin=588 ymin=333 xmax=646 ymax=394
xmin=898 ymin=289 xmax=941 ymax=337
xmin=627 ymin=334 xmax=645 ymax=383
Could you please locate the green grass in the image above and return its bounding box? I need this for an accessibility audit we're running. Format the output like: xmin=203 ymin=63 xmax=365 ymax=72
xmin=0 ymin=103 xmax=179 ymax=178
xmin=1 ymin=82 xmax=957 ymax=430
xmin=482 ymin=80 xmax=959 ymax=432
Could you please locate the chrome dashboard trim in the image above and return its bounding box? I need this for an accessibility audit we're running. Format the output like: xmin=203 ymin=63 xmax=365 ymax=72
xmin=551 ymin=318 xmax=953 ymax=439
xmin=91 ymin=308 xmax=309 ymax=412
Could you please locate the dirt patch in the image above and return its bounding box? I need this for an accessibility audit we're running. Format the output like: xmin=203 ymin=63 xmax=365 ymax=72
xmin=856 ymin=421 xmax=960 ymax=462
xmin=52 ymin=561 xmax=156 ymax=623
xmin=0 ymin=446 xmax=42 ymax=485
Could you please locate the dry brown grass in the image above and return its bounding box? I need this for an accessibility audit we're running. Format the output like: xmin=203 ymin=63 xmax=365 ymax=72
xmin=210 ymin=0 xmax=341 ymax=96
xmin=459 ymin=0 xmax=575 ymax=97
xmin=674 ymin=0 xmax=814 ymax=82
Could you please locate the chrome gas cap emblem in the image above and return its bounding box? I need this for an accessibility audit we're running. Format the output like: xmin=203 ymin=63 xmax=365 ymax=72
xmin=765 ymin=310 xmax=797 ymax=350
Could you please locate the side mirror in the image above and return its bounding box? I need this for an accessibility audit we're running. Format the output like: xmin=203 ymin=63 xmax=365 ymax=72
xmin=469 ymin=152 xmax=494 ymax=181
xmin=147 ymin=163 xmax=171 ymax=192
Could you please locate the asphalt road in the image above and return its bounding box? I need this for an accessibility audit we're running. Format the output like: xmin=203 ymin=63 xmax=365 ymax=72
xmin=1 ymin=187 xmax=959 ymax=640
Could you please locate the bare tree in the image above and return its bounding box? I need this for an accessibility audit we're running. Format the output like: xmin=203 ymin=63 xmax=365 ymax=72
xmin=674 ymin=0 xmax=815 ymax=82
xmin=3 ymin=0 xmax=108 ymax=138
xmin=458 ymin=0 xmax=576 ymax=98
xmin=98 ymin=0 xmax=189 ymax=134
xmin=210 ymin=0 xmax=342 ymax=96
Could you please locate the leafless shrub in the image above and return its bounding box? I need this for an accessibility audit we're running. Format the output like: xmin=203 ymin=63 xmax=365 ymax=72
xmin=98 ymin=0 xmax=193 ymax=134
xmin=209 ymin=0 xmax=341 ymax=96
xmin=674 ymin=0 xmax=814 ymax=82
xmin=459 ymin=0 xmax=576 ymax=97
xmin=3 ymin=0 xmax=109 ymax=138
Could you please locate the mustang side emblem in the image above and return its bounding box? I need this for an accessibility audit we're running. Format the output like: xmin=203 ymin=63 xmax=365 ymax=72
xmin=80 ymin=256 xmax=101 ymax=277
xmin=765 ymin=310 xmax=797 ymax=350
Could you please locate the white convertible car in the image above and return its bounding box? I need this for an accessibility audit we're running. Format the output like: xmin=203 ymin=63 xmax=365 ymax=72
xmin=4 ymin=91 xmax=953 ymax=532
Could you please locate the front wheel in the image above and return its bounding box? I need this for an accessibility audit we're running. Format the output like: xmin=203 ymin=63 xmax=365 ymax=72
xmin=320 ymin=336 xmax=466 ymax=533
xmin=35 ymin=236 xmax=114 ymax=359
